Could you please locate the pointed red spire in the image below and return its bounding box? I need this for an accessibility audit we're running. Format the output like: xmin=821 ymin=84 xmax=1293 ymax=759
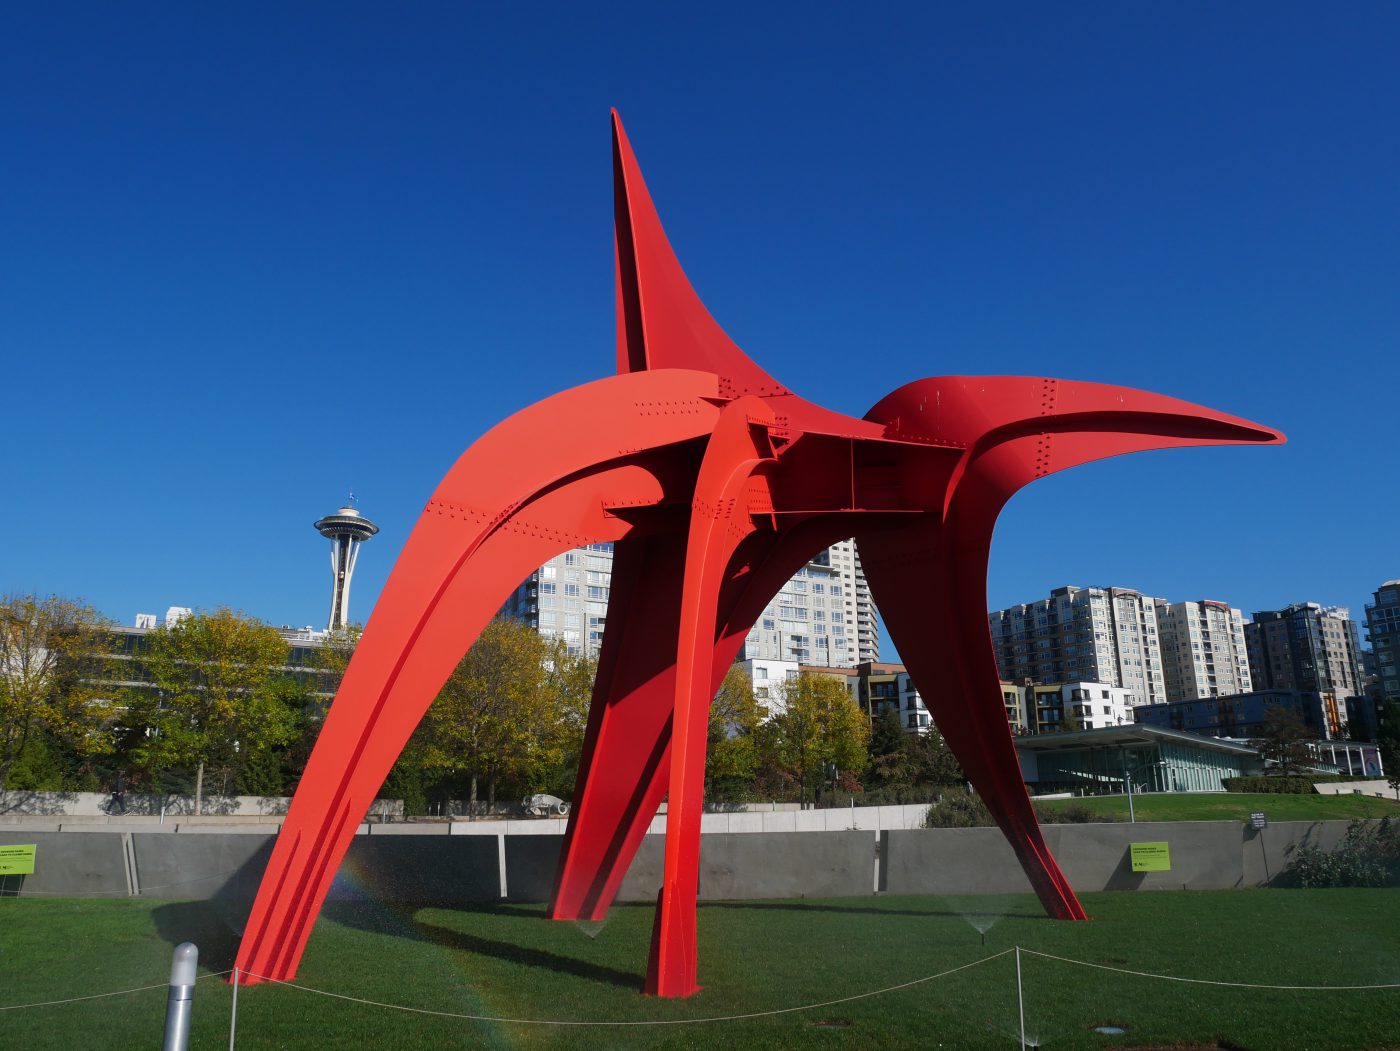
xmin=612 ymin=110 xmax=789 ymax=397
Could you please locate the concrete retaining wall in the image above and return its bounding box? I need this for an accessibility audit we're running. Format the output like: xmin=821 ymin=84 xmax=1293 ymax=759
xmin=0 ymin=819 xmax=1369 ymax=906
xmin=880 ymin=820 xmax=1355 ymax=894
xmin=501 ymin=833 xmax=876 ymax=903
xmin=0 ymin=790 xmax=402 ymax=819
xmin=447 ymin=802 xmax=932 ymax=837
xmin=1313 ymin=779 xmax=1396 ymax=798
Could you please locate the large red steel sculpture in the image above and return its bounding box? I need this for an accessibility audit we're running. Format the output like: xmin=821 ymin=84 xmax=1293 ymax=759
xmin=234 ymin=112 xmax=1283 ymax=997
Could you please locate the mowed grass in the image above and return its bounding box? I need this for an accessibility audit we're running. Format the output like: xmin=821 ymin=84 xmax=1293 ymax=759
xmin=3 ymin=889 xmax=1399 ymax=1050
xmin=1038 ymin=790 xmax=1400 ymax=824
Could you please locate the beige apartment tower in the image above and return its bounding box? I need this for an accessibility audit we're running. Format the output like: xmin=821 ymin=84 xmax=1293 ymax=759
xmin=989 ymin=585 xmax=1167 ymax=707
xmin=1154 ymin=599 xmax=1252 ymax=701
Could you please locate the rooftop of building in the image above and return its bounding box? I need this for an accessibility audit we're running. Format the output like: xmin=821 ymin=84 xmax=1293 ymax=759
xmin=1012 ymin=723 xmax=1260 ymax=757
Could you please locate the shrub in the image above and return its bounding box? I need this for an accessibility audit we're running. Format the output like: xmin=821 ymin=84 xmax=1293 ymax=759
xmin=1045 ymin=803 xmax=1112 ymax=824
xmin=923 ymin=792 xmax=994 ymax=828
xmin=1225 ymin=776 xmax=1314 ymax=794
xmin=922 ymin=795 xmax=1111 ymax=828
xmin=1277 ymin=818 xmax=1400 ymax=888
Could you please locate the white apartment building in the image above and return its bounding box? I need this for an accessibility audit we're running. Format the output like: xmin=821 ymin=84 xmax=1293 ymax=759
xmin=736 ymin=658 xmax=799 ymax=716
xmin=989 ymin=585 xmax=1168 ymax=707
xmin=1019 ymin=681 xmax=1135 ymax=732
xmin=1154 ymin=599 xmax=1252 ymax=701
xmin=1061 ymin=681 xmax=1135 ymax=729
xmin=740 ymin=540 xmax=878 ymax=668
xmin=502 ymin=539 xmax=879 ymax=665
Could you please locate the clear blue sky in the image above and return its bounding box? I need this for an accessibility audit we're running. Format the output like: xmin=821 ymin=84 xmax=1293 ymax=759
xmin=3 ymin=5 xmax=1397 ymax=652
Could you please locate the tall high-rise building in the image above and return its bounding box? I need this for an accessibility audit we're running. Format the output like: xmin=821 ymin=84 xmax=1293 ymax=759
xmin=989 ymin=586 xmax=1167 ymax=706
xmin=741 ymin=540 xmax=878 ymax=666
xmin=501 ymin=543 xmax=615 ymax=657
xmin=314 ymin=504 xmax=378 ymax=632
xmin=1244 ymin=602 xmax=1365 ymax=700
xmin=1366 ymin=580 xmax=1400 ymax=701
xmin=502 ymin=539 xmax=879 ymax=664
xmin=1154 ymin=599 xmax=1252 ymax=701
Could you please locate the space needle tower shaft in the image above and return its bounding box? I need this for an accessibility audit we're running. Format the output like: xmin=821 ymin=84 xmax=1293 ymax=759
xmin=315 ymin=505 xmax=379 ymax=632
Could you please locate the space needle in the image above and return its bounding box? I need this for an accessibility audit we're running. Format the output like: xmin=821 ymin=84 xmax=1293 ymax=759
xmin=315 ymin=501 xmax=379 ymax=631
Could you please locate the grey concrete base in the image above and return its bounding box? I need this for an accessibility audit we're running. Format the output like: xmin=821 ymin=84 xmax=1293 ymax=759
xmin=1 ymin=820 xmax=1378 ymax=908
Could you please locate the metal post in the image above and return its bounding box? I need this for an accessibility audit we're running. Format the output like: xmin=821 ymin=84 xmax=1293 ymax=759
xmin=1123 ymin=752 xmax=1135 ymax=823
xmin=1016 ymin=945 xmax=1026 ymax=1051
xmin=162 ymin=942 xmax=198 ymax=1051
xmin=228 ymin=966 xmax=240 ymax=1051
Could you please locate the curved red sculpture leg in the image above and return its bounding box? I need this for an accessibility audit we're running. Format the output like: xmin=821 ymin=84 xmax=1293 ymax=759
xmin=647 ymin=399 xmax=778 ymax=997
xmin=234 ymin=372 xmax=724 ymax=984
xmin=858 ymin=376 xmax=1283 ymax=920
xmin=859 ymin=519 xmax=1084 ymax=917
xmin=549 ymin=533 xmax=686 ymax=921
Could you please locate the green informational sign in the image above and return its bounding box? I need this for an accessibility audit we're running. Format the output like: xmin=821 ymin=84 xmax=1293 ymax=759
xmin=0 ymin=844 xmax=37 ymax=876
xmin=1130 ymin=842 xmax=1171 ymax=872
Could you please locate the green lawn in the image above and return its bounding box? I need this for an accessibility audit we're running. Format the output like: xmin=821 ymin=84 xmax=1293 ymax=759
xmin=3 ymin=889 xmax=1399 ymax=1050
xmin=1038 ymin=790 xmax=1400 ymax=824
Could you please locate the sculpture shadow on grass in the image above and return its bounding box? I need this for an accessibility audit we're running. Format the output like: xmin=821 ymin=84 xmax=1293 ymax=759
xmin=321 ymin=900 xmax=645 ymax=991
xmin=697 ymin=899 xmax=1052 ymax=923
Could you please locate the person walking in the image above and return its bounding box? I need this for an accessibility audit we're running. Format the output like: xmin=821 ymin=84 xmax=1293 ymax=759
xmin=110 ymin=771 xmax=126 ymax=816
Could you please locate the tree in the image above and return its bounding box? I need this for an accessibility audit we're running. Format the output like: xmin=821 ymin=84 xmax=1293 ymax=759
xmin=536 ymin=636 xmax=597 ymax=797
xmin=758 ymin=672 xmax=870 ymax=806
xmin=1255 ymin=705 xmax=1313 ymax=779
xmin=0 ymin=594 xmax=117 ymax=794
xmin=1377 ymin=697 xmax=1400 ymax=800
xmin=417 ymin=617 xmax=556 ymax=812
xmin=706 ymin=664 xmax=765 ymax=800
xmin=903 ymin=726 xmax=966 ymax=787
xmin=868 ymin=704 xmax=914 ymax=791
xmin=867 ymin=705 xmax=965 ymax=799
xmin=311 ymin=623 xmax=362 ymax=695
xmin=126 ymin=609 xmax=298 ymax=814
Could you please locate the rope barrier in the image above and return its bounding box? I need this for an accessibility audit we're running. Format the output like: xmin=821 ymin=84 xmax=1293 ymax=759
xmin=3 ymin=943 xmax=1396 ymax=1022
xmin=0 ymin=869 xmax=248 ymax=897
xmin=1018 ymin=949 xmax=1400 ymax=991
xmin=0 ymin=969 xmax=233 ymax=1012
xmin=237 ymin=951 xmax=1015 ymax=1027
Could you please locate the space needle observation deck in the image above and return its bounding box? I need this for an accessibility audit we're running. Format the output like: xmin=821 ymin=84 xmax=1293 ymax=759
xmin=315 ymin=504 xmax=379 ymax=632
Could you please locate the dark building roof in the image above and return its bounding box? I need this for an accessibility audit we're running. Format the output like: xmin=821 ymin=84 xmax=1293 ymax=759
xmin=1012 ymin=723 xmax=1259 ymax=758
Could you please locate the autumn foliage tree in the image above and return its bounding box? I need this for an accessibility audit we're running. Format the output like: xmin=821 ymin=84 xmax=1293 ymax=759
xmin=705 ymin=664 xmax=765 ymax=801
xmin=417 ymin=618 xmax=596 ymax=812
xmin=758 ymin=671 xmax=870 ymax=806
xmin=0 ymin=594 xmax=117 ymax=793
xmin=125 ymin=609 xmax=298 ymax=814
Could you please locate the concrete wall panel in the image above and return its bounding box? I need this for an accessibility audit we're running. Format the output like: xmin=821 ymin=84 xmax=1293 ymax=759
xmin=340 ymin=835 xmax=501 ymax=903
xmin=507 ymin=832 xmax=875 ymax=903
xmin=883 ymin=828 xmax=1034 ymax=895
xmin=697 ymin=832 xmax=875 ymax=900
xmin=0 ymin=831 xmax=128 ymax=896
xmin=133 ymin=832 xmax=274 ymax=901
